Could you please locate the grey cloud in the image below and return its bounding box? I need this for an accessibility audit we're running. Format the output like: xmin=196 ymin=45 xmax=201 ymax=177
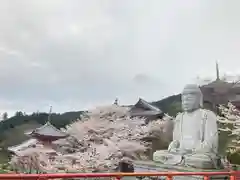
xmin=0 ymin=0 xmax=240 ymax=114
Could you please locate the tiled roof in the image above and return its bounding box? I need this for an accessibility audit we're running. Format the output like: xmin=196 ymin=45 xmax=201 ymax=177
xmin=8 ymin=138 xmax=37 ymax=153
xmin=131 ymin=98 xmax=162 ymax=112
xmin=129 ymin=98 xmax=163 ymax=117
xmin=31 ymin=122 xmax=68 ymax=138
xmin=202 ymin=80 xmax=233 ymax=89
xmin=130 ymin=110 xmax=162 ymax=116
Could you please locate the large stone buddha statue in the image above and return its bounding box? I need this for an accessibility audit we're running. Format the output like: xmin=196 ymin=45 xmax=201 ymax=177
xmin=153 ymin=84 xmax=221 ymax=169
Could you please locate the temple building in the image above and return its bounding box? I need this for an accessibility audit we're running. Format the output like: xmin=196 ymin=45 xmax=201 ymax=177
xmin=228 ymin=83 xmax=240 ymax=108
xmin=200 ymin=62 xmax=240 ymax=111
xmin=8 ymin=139 xmax=38 ymax=154
xmin=28 ymin=107 xmax=68 ymax=144
xmin=129 ymin=98 xmax=163 ymax=122
xmin=28 ymin=121 xmax=68 ymax=143
xmin=8 ymin=107 xmax=68 ymax=154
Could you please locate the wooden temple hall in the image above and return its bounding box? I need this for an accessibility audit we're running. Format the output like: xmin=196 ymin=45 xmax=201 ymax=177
xmin=200 ymin=62 xmax=240 ymax=111
xmin=128 ymin=98 xmax=163 ymax=123
xmin=114 ymin=97 xmax=163 ymax=121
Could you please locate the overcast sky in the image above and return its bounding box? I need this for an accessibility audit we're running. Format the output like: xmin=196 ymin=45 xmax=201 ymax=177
xmin=0 ymin=0 xmax=240 ymax=115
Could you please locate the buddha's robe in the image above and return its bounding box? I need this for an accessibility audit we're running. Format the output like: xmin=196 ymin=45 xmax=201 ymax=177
xmin=153 ymin=109 xmax=219 ymax=169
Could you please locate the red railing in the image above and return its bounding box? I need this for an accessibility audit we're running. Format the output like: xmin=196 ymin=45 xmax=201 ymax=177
xmin=0 ymin=171 xmax=238 ymax=180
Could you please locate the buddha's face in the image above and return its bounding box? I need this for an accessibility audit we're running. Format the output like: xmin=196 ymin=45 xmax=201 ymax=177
xmin=182 ymin=85 xmax=202 ymax=112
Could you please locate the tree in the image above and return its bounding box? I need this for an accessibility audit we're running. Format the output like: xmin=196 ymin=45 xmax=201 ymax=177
xmin=2 ymin=112 xmax=8 ymax=120
xmin=168 ymin=101 xmax=182 ymax=116
xmin=217 ymin=103 xmax=240 ymax=164
xmin=15 ymin=111 xmax=23 ymax=117
xmin=9 ymin=105 xmax=173 ymax=173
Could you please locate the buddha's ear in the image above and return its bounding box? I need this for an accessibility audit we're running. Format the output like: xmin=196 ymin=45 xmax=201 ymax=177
xmin=199 ymin=91 xmax=203 ymax=108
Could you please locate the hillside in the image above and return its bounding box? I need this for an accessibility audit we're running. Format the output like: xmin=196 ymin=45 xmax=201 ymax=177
xmin=0 ymin=122 xmax=40 ymax=147
xmin=152 ymin=94 xmax=182 ymax=116
xmin=0 ymin=111 xmax=83 ymax=147
xmin=0 ymin=95 xmax=182 ymax=149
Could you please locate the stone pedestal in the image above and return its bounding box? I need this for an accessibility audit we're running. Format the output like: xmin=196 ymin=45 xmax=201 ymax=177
xmin=133 ymin=161 xmax=229 ymax=180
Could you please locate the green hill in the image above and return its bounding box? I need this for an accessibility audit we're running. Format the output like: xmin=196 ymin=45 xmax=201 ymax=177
xmin=0 ymin=95 xmax=182 ymax=149
xmin=153 ymin=94 xmax=182 ymax=116
xmin=0 ymin=94 xmax=233 ymax=164
xmin=0 ymin=111 xmax=83 ymax=147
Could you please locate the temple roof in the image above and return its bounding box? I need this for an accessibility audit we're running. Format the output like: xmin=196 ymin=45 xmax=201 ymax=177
xmin=8 ymin=138 xmax=37 ymax=153
xmin=229 ymin=95 xmax=240 ymax=102
xmin=231 ymin=82 xmax=240 ymax=88
xmin=131 ymin=98 xmax=161 ymax=111
xmin=201 ymin=62 xmax=232 ymax=90
xmin=8 ymin=138 xmax=57 ymax=156
xmin=129 ymin=98 xmax=162 ymax=117
xmin=130 ymin=110 xmax=162 ymax=117
xmin=200 ymin=80 xmax=234 ymax=95
xmin=30 ymin=122 xmax=68 ymax=138
xmin=201 ymin=80 xmax=233 ymax=89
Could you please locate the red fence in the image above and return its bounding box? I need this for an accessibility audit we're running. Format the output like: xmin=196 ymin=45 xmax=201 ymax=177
xmin=0 ymin=172 xmax=238 ymax=180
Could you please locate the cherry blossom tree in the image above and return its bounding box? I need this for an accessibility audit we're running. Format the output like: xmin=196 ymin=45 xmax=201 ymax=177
xmin=216 ymin=102 xmax=240 ymax=166
xmin=9 ymin=105 xmax=174 ymax=173
xmin=218 ymin=103 xmax=240 ymax=154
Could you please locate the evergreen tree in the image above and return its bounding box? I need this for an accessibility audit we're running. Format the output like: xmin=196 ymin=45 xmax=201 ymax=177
xmin=2 ymin=112 xmax=8 ymax=120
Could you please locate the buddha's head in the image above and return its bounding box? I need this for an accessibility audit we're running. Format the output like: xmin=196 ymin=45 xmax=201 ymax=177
xmin=181 ymin=84 xmax=203 ymax=112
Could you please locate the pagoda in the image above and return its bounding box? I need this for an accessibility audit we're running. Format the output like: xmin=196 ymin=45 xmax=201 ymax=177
xmin=8 ymin=107 xmax=68 ymax=154
xmin=27 ymin=106 xmax=68 ymax=144
xmin=29 ymin=121 xmax=68 ymax=142
xmin=200 ymin=62 xmax=240 ymax=110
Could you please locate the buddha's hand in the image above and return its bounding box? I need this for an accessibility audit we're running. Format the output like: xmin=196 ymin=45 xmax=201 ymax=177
xmin=168 ymin=140 xmax=180 ymax=152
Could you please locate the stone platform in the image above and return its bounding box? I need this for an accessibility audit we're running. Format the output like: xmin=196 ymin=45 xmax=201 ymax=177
xmin=133 ymin=161 xmax=229 ymax=180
